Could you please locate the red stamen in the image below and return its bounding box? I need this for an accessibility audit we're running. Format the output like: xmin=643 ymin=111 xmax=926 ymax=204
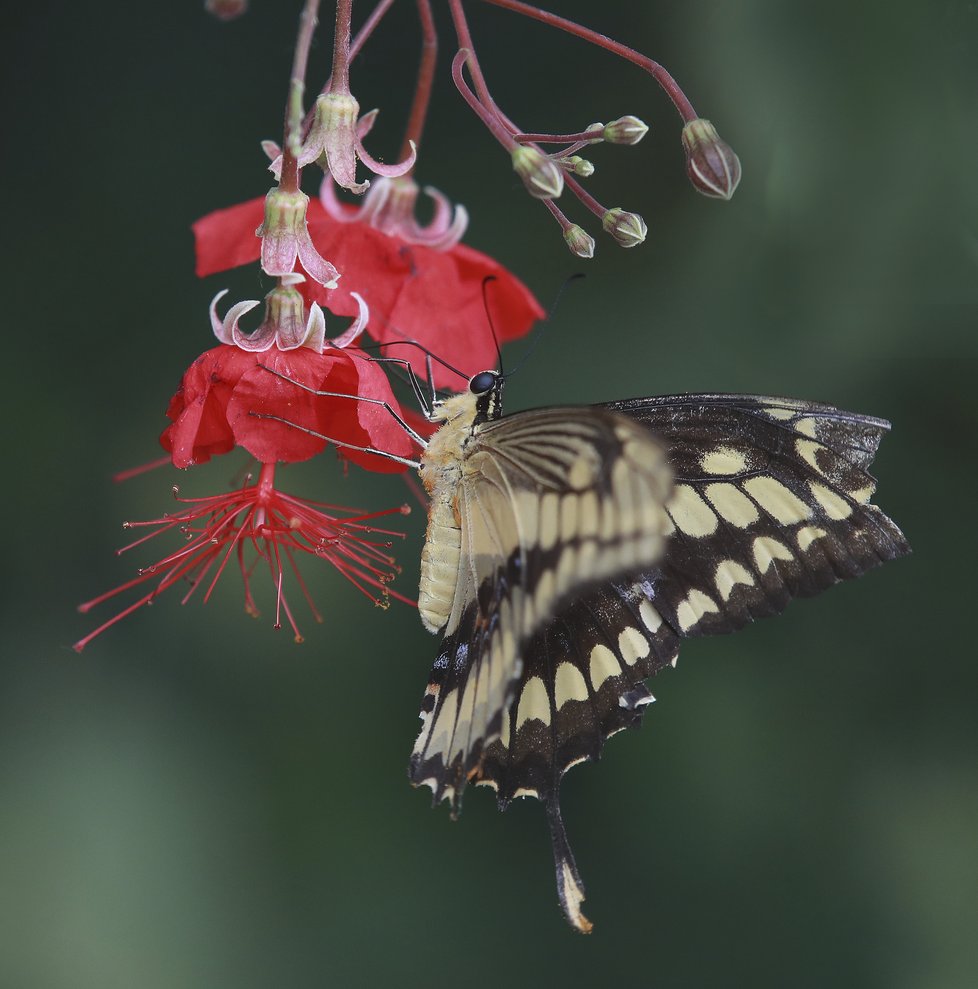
xmin=74 ymin=471 xmax=409 ymax=651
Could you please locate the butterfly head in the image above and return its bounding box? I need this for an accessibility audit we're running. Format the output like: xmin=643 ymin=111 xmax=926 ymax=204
xmin=468 ymin=369 xmax=505 ymax=423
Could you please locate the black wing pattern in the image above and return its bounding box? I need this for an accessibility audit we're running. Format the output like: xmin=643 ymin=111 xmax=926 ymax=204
xmin=409 ymin=407 xmax=672 ymax=817
xmin=429 ymin=394 xmax=908 ymax=932
xmin=468 ymin=395 xmax=909 ymax=930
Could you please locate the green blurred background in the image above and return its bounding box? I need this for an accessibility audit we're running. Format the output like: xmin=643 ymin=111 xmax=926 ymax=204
xmin=3 ymin=1 xmax=976 ymax=986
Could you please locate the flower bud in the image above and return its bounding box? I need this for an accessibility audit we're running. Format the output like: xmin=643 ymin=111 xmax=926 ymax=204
xmin=681 ymin=118 xmax=741 ymax=200
xmin=602 ymin=208 xmax=647 ymax=248
xmin=603 ymin=115 xmax=649 ymax=146
xmin=205 ymin=0 xmax=247 ymax=20
xmin=511 ymin=146 xmax=564 ymax=199
xmin=555 ymin=155 xmax=595 ymax=177
xmin=563 ymin=225 xmax=595 ymax=259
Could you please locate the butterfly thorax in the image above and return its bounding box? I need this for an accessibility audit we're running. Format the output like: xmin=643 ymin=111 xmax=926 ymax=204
xmin=417 ymin=391 xmax=481 ymax=634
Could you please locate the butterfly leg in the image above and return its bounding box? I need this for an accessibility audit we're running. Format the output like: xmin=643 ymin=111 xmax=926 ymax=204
xmin=256 ymin=363 xmax=430 ymax=449
xmin=248 ymin=412 xmax=423 ymax=469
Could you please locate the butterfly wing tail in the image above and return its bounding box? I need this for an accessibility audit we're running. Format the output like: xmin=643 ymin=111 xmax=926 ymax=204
xmin=546 ymin=793 xmax=593 ymax=934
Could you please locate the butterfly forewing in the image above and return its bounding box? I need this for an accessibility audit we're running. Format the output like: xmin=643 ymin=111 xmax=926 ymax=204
xmin=410 ymin=405 xmax=672 ymax=812
xmin=604 ymin=394 xmax=909 ymax=637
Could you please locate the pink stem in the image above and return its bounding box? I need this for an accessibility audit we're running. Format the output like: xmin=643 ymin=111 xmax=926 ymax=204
xmin=478 ymin=0 xmax=697 ymax=121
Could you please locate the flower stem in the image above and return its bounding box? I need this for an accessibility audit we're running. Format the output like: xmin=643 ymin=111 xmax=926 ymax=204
xmin=478 ymin=0 xmax=697 ymax=121
xmin=280 ymin=0 xmax=323 ymax=193
xmin=330 ymin=0 xmax=355 ymax=91
xmin=399 ymin=0 xmax=438 ymax=161
xmin=350 ymin=0 xmax=396 ymax=60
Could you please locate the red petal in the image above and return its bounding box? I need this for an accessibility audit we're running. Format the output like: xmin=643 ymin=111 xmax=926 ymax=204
xmin=160 ymin=347 xmax=250 ymax=467
xmin=227 ymin=349 xmax=341 ymax=464
xmin=193 ymin=198 xmax=266 ymax=277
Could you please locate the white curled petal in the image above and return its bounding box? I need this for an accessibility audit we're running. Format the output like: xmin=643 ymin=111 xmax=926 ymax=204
xmin=261 ymin=139 xmax=281 ymax=161
xmin=225 ymin=300 xmax=276 ymax=352
xmin=421 ymin=185 xmax=454 ymax=236
xmin=356 ymin=137 xmax=416 ymax=179
xmin=356 ymin=108 xmax=379 ymax=139
xmin=279 ymin=272 xmax=307 ymax=287
xmin=415 ymin=194 xmax=468 ymax=250
xmin=296 ymin=230 xmax=341 ymax=289
xmin=318 ymin=175 xmax=368 ymax=223
xmin=209 ymin=289 xmax=233 ymax=343
xmin=300 ymin=303 xmax=327 ymax=353
xmin=355 ymin=179 xmax=393 ymax=228
xmin=326 ymin=292 xmax=368 ymax=349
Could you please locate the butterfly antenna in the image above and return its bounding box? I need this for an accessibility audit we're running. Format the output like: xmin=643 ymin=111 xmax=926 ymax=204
xmin=507 ymin=273 xmax=586 ymax=379
xmin=481 ymin=275 xmax=504 ymax=375
xmin=364 ymin=339 xmax=470 ymax=384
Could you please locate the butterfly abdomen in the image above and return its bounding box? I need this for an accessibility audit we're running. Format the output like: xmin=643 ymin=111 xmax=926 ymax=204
xmin=418 ymin=494 xmax=462 ymax=633
xmin=418 ymin=403 xmax=474 ymax=634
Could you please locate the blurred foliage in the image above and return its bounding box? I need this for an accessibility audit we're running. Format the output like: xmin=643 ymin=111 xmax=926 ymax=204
xmin=2 ymin=1 xmax=976 ymax=987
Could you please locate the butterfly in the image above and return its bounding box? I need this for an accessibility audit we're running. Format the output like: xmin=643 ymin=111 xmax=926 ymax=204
xmin=406 ymin=370 xmax=909 ymax=932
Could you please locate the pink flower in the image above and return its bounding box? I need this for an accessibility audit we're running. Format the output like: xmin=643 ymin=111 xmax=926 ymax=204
xmin=193 ymin=178 xmax=544 ymax=387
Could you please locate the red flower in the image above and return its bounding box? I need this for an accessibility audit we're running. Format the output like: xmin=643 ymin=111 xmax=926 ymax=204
xmin=193 ymin=178 xmax=544 ymax=388
xmin=161 ymin=342 xmax=416 ymax=474
xmin=74 ymin=464 xmax=411 ymax=651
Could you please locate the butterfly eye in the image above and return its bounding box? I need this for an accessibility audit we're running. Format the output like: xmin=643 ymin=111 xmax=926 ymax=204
xmin=469 ymin=371 xmax=498 ymax=395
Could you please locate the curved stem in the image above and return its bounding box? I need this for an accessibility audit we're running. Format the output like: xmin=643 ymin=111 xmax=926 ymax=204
xmin=350 ymin=0 xmax=396 ymax=61
xmin=280 ymin=0 xmax=322 ymax=193
xmin=478 ymin=0 xmax=697 ymax=121
xmin=400 ymin=0 xmax=438 ymax=160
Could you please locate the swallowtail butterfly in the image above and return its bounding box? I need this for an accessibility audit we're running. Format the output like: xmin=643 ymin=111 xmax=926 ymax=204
xmin=408 ymin=370 xmax=908 ymax=932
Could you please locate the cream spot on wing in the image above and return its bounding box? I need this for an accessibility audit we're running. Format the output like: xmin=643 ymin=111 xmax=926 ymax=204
xmin=599 ymin=492 xmax=620 ymax=541
xmin=639 ymin=598 xmax=663 ymax=633
xmin=539 ymin=492 xmax=560 ymax=550
xmin=611 ymin=458 xmax=636 ymax=533
xmin=796 ymin=525 xmax=828 ymax=551
xmin=623 ymin=435 xmax=663 ymax=473
xmin=794 ymin=416 xmax=818 ymax=438
xmin=700 ymin=446 xmax=748 ymax=475
xmin=428 ymin=688 xmax=458 ymax=758
xmin=714 ymin=559 xmax=755 ymax=601
xmin=534 ymin=568 xmax=556 ymax=616
xmin=668 ymin=483 xmax=719 ymax=537
xmin=589 ymin=643 xmax=621 ymax=689
xmin=676 ymin=589 xmax=720 ymax=632
xmin=560 ymin=493 xmax=578 ymax=541
xmin=498 ymin=705 xmax=511 ymax=749
xmin=752 ymin=536 xmax=795 ymax=573
xmin=849 ymin=484 xmax=875 ymax=504
xmin=513 ymin=787 xmax=539 ymax=799
xmin=568 ymin=453 xmax=596 ymax=490
xmin=810 ymin=482 xmax=853 ymax=520
xmin=578 ymin=491 xmax=600 ymax=538
xmin=555 ymin=544 xmax=578 ymax=594
xmin=515 ymin=490 xmax=539 ymax=548
xmin=618 ymin=626 xmax=650 ymax=665
xmin=449 ymin=677 xmax=477 ymax=761
xmin=743 ymin=476 xmax=812 ymax=524
xmin=704 ymin=482 xmax=760 ymax=528
xmin=554 ymin=662 xmax=589 ymax=709
xmin=516 ymin=676 xmax=551 ymax=729
xmin=576 ymin=538 xmax=597 ymax=577
xmin=796 ymin=438 xmax=824 ymax=474
xmin=763 ymin=406 xmax=796 ymax=420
